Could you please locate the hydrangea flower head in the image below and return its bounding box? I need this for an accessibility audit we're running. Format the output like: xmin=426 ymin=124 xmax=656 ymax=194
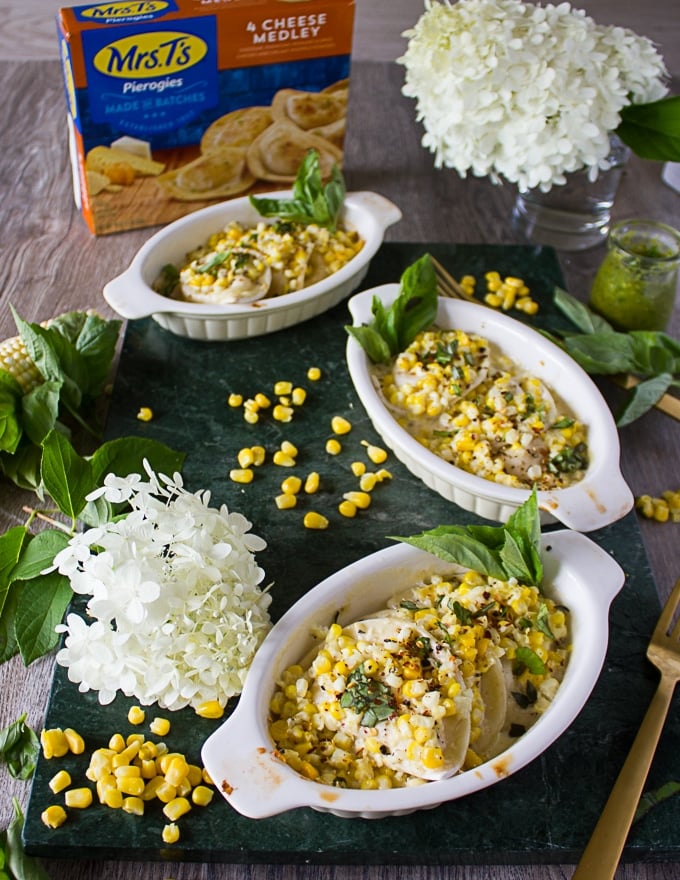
xmin=55 ymin=467 xmax=272 ymax=711
xmin=399 ymin=0 xmax=668 ymax=192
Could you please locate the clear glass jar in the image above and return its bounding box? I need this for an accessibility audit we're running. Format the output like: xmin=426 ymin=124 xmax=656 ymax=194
xmin=588 ymin=219 xmax=680 ymax=331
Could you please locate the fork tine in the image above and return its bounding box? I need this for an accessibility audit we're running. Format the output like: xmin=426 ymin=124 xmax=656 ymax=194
xmin=655 ymin=576 xmax=680 ymax=638
xmin=430 ymin=256 xmax=479 ymax=304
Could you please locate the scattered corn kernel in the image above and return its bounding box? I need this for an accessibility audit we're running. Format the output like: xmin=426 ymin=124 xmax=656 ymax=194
xmin=275 ymin=493 xmax=297 ymax=509
xmin=195 ymin=700 xmax=224 ymax=719
xmin=273 ymin=404 xmax=294 ymax=422
xmin=162 ymin=822 xmax=180 ymax=844
xmin=338 ymin=500 xmax=357 ymax=518
xmin=63 ymin=728 xmax=85 ymax=755
xmin=128 ymin=706 xmax=145 ymax=726
xmin=65 ymin=787 xmax=94 ymax=809
xmin=273 ymin=451 xmax=296 ymax=467
xmin=342 ymin=491 xmax=371 ymax=509
xmin=191 ymin=785 xmax=215 ymax=807
xmin=163 ymin=796 xmax=191 ymax=822
xmin=280 ymin=440 xmax=298 ymax=457
xmin=304 ymin=511 xmax=329 ymax=530
xmin=48 ymin=770 xmax=72 ymax=794
xmin=229 ymin=467 xmax=254 ymax=483
xmin=325 ymin=438 xmax=342 ymax=455
xmin=291 ymin=386 xmax=307 ymax=405
xmin=350 ymin=460 xmax=366 ymax=477
xmin=227 ymin=393 xmax=243 ymax=407
xmin=307 ymin=366 xmax=322 ymax=381
xmin=359 ymin=472 xmax=378 ymax=492
xmin=102 ymin=787 xmax=124 ymax=809
xmin=149 ymin=717 xmax=171 ymax=737
xmin=237 ymin=447 xmax=255 ymax=468
xmin=362 ymin=441 xmax=388 ymax=464
xmin=331 ymin=415 xmax=352 ymax=435
xmin=250 ymin=445 xmax=266 ymax=466
xmin=41 ymin=805 xmax=67 ymax=829
xmin=304 ymin=471 xmax=320 ymax=494
xmin=122 ymin=796 xmax=145 ymax=816
xmin=41 ymin=728 xmax=69 ymax=759
xmin=136 ymin=407 xmax=153 ymax=422
xmin=281 ymin=475 xmax=302 ymax=495
xmin=108 ymin=733 xmax=125 ymax=752
xmin=274 ymin=380 xmax=293 ymax=396
xmin=254 ymin=392 xmax=271 ymax=409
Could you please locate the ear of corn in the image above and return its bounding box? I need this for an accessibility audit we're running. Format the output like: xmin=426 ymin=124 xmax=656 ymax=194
xmin=0 ymin=333 xmax=43 ymax=393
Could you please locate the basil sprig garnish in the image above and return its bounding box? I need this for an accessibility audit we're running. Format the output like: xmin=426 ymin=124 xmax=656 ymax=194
xmin=392 ymin=487 xmax=543 ymax=587
xmin=345 ymin=253 xmax=439 ymax=364
xmin=549 ymin=286 xmax=680 ymax=426
xmin=249 ymin=149 xmax=345 ymax=231
xmin=340 ymin=663 xmax=397 ymax=727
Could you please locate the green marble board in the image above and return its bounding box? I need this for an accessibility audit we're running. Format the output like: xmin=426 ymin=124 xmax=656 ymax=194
xmin=24 ymin=243 xmax=680 ymax=866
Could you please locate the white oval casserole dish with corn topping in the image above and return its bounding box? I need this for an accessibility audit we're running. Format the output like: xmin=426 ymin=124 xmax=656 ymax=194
xmin=345 ymin=285 xmax=633 ymax=532
xmin=103 ymin=191 xmax=401 ymax=341
xmin=201 ymin=533 xmax=624 ymax=819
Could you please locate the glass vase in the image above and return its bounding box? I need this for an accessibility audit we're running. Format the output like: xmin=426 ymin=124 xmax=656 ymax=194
xmin=511 ymin=136 xmax=630 ymax=251
xmin=588 ymin=219 xmax=680 ymax=331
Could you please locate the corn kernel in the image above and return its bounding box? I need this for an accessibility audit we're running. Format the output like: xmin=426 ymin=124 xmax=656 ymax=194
xmin=102 ymin=787 xmax=124 ymax=809
xmin=230 ymin=467 xmax=254 ymax=483
xmin=304 ymin=471 xmax=320 ymax=493
xmin=359 ymin=472 xmax=378 ymax=492
xmin=274 ymin=380 xmax=293 ymax=396
xmin=122 ymin=796 xmax=145 ymax=816
xmin=163 ymin=796 xmax=192 ymax=822
xmin=162 ymin=823 xmax=180 ymax=844
xmin=350 ymin=460 xmax=366 ymax=477
xmin=281 ymin=475 xmax=302 ymax=495
xmin=363 ymin=442 xmax=388 ymax=464
xmin=164 ymin=756 xmax=190 ymax=788
xmin=254 ymin=392 xmax=271 ymax=409
xmin=304 ymin=511 xmax=329 ymax=530
xmin=342 ymin=491 xmax=371 ymax=509
xmin=136 ymin=407 xmax=153 ymax=422
xmin=153 ymin=780 xmax=177 ymax=803
xmin=307 ymin=366 xmax=322 ymax=381
xmin=127 ymin=706 xmax=145 ymax=726
xmin=338 ymin=500 xmax=357 ymax=518
xmin=291 ymin=386 xmax=307 ymax=405
xmin=48 ymin=770 xmax=72 ymax=794
xmin=275 ymin=493 xmax=297 ymax=509
xmin=41 ymin=728 xmax=69 ymax=759
xmin=237 ymin=447 xmax=255 ymax=468
xmin=331 ymin=416 xmax=352 ymax=435
xmin=117 ymin=775 xmax=145 ymax=796
xmin=108 ymin=733 xmax=125 ymax=752
xmin=195 ymin=700 xmax=224 ymax=719
xmin=227 ymin=392 xmax=243 ymax=407
xmin=273 ymin=451 xmax=296 ymax=467
xmin=64 ymin=728 xmax=85 ymax=755
xmin=325 ymin=438 xmax=342 ymax=455
xmin=191 ymin=785 xmax=215 ymax=807
xmin=126 ymin=733 xmax=144 ymax=746
xmin=41 ymin=805 xmax=67 ymax=828
xmin=149 ymin=717 xmax=171 ymax=737
xmin=243 ymin=409 xmax=259 ymax=424
xmin=65 ymin=787 xmax=93 ymax=809
xmin=273 ymin=404 xmax=294 ymax=422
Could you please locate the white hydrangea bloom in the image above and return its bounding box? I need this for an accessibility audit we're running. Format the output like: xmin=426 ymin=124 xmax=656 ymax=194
xmin=399 ymin=0 xmax=668 ymax=191
xmin=55 ymin=466 xmax=272 ymax=711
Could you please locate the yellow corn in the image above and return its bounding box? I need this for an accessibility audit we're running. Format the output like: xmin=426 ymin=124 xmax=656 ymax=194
xmin=227 ymin=392 xmax=243 ymax=407
xmin=127 ymin=706 xmax=146 ymax=725
xmin=275 ymin=493 xmax=297 ymax=509
xmin=41 ymin=805 xmax=67 ymax=829
xmin=162 ymin=822 xmax=180 ymax=844
xmin=65 ymin=787 xmax=94 ymax=809
xmin=304 ymin=471 xmax=320 ymax=493
xmin=237 ymin=447 xmax=255 ymax=468
xmin=0 ymin=333 xmax=44 ymax=393
xmin=331 ymin=416 xmax=352 ymax=435
xmin=291 ymin=386 xmax=307 ymax=405
xmin=153 ymin=780 xmax=177 ymax=803
xmin=350 ymin=461 xmax=366 ymax=477
xmin=41 ymin=728 xmax=69 ymax=759
xmin=254 ymin=392 xmax=271 ymax=409
xmin=163 ymin=796 xmax=192 ymax=822
xmin=195 ymin=700 xmax=224 ymax=719
xmin=338 ymin=500 xmax=357 ymax=518
xmin=122 ymin=796 xmax=145 ymax=816
xmin=64 ymin=727 xmax=85 ymax=755
xmin=362 ymin=441 xmax=388 ymax=464
xmin=136 ymin=407 xmax=153 ymax=422
xmin=274 ymin=380 xmax=293 ymax=396
xmin=359 ymin=472 xmax=378 ymax=492
xmin=230 ymin=467 xmax=254 ymax=483
xmin=281 ymin=475 xmax=302 ymax=495
xmin=250 ymin=445 xmax=266 ymax=466
xmin=48 ymin=770 xmax=72 ymax=794
xmin=273 ymin=451 xmax=295 ymax=467
xmin=164 ymin=756 xmax=190 ymax=787
xmin=108 ymin=733 xmax=125 ymax=752
xmin=191 ymin=785 xmax=215 ymax=806
xmin=149 ymin=717 xmax=171 ymax=737
xmin=304 ymin=511 xmax=329 ymax=530
xmin=342 ymin=491 xmax=371 ymax=509
xmin=325 ymin=438 xmax=342 ymax=455
xmin=273 ymin=404 xmax=294 ymax=422
xmin=102 ymin=787 xmax=124 ymax=808
xmin=307 ymin=366 xmax=322 ymax=381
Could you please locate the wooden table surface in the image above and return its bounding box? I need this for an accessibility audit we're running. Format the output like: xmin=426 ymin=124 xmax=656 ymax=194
xmin=2 ymin=2 xmax=680 ymax=878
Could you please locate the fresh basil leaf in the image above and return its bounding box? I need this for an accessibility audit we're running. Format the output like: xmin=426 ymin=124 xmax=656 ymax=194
xmin=21 ymin=380 xmax=61 ymax=446
xmin=536 ymin=604 xmax=556 ymax=641
xmin=14 ymin=571 xmax=73 ymax=666
xmin=345 ymin=324 xmax=393 ymax=364
xmin=6 ymin=798 xmax=52 ymax=880
xmin=514 ymin=646 xmax=546 ymax=676
xmin=89 ymin=436 xmax=186 ymax=487
xmin=393 ymin=527 xmax=508 ymax=581
xmin=0 ymin=714 xmax=39 ymax=780
xmin=562 ymin=332 xmax=638 ymax=374
xmin=40 ymin=430 xmax=95 ymax=520
xmin=9 ymin=530 xmax=70 ymax=582
xmin=617 ymin=96 xmax=680 ymax=162
xmin=617 ymin=373 xmax=674 ymax=427
xmin=553 ymin=287 xmax=614 ymax=334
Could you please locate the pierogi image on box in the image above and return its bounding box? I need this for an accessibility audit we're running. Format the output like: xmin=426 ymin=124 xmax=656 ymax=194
xmin=57 ymin=0 xmax=355 ymax=235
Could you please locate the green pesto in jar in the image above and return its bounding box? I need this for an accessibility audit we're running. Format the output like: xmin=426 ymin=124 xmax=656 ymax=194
xmin=588 ymin=221 xmax=680 ymax=332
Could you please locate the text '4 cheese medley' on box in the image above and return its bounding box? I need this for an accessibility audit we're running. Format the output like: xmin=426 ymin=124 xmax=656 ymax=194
xmin=57 ymin=0 xmax=355 ymax=235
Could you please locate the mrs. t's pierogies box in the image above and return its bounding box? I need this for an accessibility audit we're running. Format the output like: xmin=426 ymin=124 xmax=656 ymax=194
xmin=57 ymin=0 xmax=355 ymax=235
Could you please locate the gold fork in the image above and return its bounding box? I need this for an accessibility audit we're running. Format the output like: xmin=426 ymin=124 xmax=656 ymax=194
xmin=431 ymin=256 xmax=680 ymax=422
xmin=572 ymin=576 xmax=680 ymax=879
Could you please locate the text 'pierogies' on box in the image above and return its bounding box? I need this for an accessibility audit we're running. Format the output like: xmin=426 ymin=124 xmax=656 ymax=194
xmin=57 ymin=0 xmax=356 ymax=235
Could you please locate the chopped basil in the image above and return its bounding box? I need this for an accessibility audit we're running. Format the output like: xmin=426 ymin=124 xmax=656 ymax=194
xmin=513 ymin=646 xmax=546 ymax=676
xmin=340 ymin=663 xmax=396 ymax=727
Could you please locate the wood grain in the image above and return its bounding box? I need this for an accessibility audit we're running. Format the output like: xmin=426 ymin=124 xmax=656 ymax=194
xmin=1 ymin=2 xmax=680 ymax=877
